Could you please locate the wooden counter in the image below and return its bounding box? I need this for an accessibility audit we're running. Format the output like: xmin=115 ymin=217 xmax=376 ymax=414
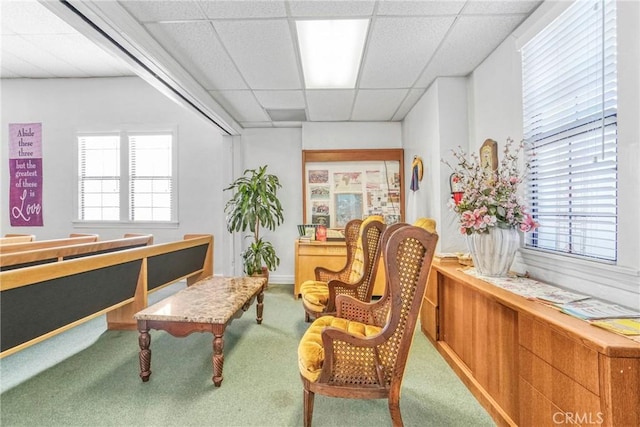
xmin=293 ymin=240 xmax=385 ymax=298
xmin=422 ymin=261 xmax=640 ymax=426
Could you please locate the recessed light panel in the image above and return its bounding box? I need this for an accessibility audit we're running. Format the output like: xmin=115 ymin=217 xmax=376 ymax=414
xmin=296 ymin=19 xmax=369 ymax=89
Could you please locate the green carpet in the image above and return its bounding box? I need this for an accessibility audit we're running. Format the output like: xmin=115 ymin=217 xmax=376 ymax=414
xmin=0 ymin=283 xmax=494 ymax=426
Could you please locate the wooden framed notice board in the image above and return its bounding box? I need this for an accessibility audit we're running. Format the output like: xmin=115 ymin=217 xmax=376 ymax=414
xmin=302 ymin=149 xmax=404 ymax=229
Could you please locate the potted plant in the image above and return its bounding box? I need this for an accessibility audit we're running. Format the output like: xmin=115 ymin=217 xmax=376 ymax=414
xmin=224 ymin=165 xmax=284 ymax=277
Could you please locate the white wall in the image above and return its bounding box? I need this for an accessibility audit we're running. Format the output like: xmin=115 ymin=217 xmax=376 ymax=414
xmin=1 ymin=77 xmax=228 ymax=275
xmin=302 ymin=122 xmax=401 ymax=149
xmin=466 ymin=0 xmax=640 ymax=307
xmin=402 ymin=77 xmax=468 ymax=253
xmin=233 ymin=122 xmax=402 ymax=284
xmin=230 ymin=127 xmax=302 ymax=283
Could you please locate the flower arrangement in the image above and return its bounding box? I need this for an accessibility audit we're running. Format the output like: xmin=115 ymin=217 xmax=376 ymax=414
xmin=444 ymin=138 xmax=539 ymax=235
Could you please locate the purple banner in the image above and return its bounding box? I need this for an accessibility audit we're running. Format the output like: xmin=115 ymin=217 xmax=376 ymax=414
xmin=9 ymin=123 xmax=43 ymax=226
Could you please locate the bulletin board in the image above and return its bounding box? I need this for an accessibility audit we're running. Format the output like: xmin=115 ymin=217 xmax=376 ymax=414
xmin=302 ymin=149 xmax=404 ymax=229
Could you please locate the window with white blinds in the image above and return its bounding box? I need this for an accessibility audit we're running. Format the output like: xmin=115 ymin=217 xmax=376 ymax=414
xmin=521 ymin=0 xmax=617 ymax=262
xmin=129 ymin=134 xmax=173 ymax=221
xmin=78 ymin=134 xmax=121 ymax=221
xmin=78 ymin=131 xmax=175 ymax=222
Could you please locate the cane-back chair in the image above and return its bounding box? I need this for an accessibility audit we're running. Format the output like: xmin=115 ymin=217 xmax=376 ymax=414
xmin=297 ymin=221 xmax=438 ymax=427
xmin=300 ymin=215 xmax=386 ymax=322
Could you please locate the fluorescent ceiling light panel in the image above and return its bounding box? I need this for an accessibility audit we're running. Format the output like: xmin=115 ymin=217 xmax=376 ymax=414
xmin=296 ymin=19 xmax=369 ymax=89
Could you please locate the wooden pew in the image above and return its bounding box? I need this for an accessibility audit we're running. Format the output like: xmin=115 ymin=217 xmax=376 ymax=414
xmin=0 ymin=234 xmax=213 ymax=358
xmin=0 ymin=234 xmax=154 ymax=271
xmin=0 ymin=235 xmax=35 ymax=244
xmin=0 ymin=234 xmax=99 ymax=254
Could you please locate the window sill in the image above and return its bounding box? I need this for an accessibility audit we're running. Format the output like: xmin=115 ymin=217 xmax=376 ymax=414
xmin=72 ymin=220 xmax=179 ymax=229
xmin=516 ymin=248 xmax=640 ymax=307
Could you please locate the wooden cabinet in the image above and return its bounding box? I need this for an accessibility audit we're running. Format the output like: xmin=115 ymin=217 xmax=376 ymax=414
xmin=422 ymin=263 xmax=640 ymax=427
xmin=294 ymin=240 xmax=385 ymax=298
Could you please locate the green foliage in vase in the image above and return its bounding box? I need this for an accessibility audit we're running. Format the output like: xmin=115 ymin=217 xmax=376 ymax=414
xmin=224 ymin=165 xmax=284 ymax=275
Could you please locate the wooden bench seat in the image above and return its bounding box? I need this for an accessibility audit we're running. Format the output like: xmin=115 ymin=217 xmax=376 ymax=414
xmin=0 ymin=235 xmax=35 ymax=244
xmin=0 ymin=234 xmax=153 ymax=271
xmin=0 ymin=234 xmax=213 ymax=358
xmin=0 ymin=234 xmax=99 ymax=254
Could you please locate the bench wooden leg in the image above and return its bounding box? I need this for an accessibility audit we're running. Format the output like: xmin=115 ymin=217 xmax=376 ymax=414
xmin=256 ymin=288 xmax=264 ymax=324
xmin=137 ymin=323 xmax=152 ymax=382
xmin=212 ymin=332 xmax=224 ymax=386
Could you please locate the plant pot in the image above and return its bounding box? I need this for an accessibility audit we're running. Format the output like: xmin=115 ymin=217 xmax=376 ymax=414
xmin=466 ymin=226 xmax=519 ymax=277
xmin=252 ymin=266 xmax=269 ymax=288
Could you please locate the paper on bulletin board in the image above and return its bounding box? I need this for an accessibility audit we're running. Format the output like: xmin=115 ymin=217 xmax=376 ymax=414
xmin=8 ymin=123 xmax=43 ymax=226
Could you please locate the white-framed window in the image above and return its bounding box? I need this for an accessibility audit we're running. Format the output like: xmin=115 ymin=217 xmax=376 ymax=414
xmin=522 ymin=0 xmax=617 ymax=262
xmin=77 ymin=129 xmax=176 ymax=223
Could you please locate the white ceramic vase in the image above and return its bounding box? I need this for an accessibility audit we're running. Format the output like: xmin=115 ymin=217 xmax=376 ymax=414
xmin=466 ymin=226 xmax=520 ymax=277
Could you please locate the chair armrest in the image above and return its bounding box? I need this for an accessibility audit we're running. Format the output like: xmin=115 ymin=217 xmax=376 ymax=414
xmin=325 ymin=280 xmax=360 ymax=311
xmin=334 ymin=294 xmax=376 ymax=324
xmin=318 ymin=325 xmax=385 ymax=383
xmin=315 ymin=266 xmax=349 ymax=282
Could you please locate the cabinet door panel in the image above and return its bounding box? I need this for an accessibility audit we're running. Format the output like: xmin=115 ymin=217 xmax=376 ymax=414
xmin=519 ymin=315 xmax=599 ymax=394
xmin=520 ymin=346 xmax=600 ymax=416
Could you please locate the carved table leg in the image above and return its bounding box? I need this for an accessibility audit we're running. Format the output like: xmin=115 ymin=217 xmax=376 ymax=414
xmin=212 ymin=333 xmax=224 ymax=386
xmin=138 ymin=323 xmax=152 ymax=382
xmin=256 ymin=288 xmax=264 ymax=325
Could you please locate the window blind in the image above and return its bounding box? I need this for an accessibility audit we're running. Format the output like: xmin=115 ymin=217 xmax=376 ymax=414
xmin=78 ymin=135 xmax=121 ymax=221
xmin=129 ymin=133 xmax=173 ymax=221
xmin=522 ymin=0 xmax=617 ymax=261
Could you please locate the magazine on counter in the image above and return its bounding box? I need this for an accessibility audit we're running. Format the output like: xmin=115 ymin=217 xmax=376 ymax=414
xmin=560 ymin=299 xmax=640 ymax=320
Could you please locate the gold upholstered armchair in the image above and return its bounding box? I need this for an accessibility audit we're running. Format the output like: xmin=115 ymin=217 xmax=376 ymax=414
xmin=297 ymin=222 xmax=438 ymax=427
xmin=299 ymin=215 xmax=386 ymax=322
xmin=314 ymin=218 xmax=362 ymax=284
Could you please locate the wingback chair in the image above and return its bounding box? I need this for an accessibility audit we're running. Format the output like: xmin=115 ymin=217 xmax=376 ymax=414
xmin=299 ymin=215 xmax=386 ymax=322
xmin=297 ymin=221 xmax=438 ymax=427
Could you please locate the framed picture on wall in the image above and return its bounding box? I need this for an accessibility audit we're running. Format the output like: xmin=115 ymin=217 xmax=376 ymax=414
xmin=334 ymin=193 xmax=363 ymax=227
xmin=302 ymin=149 xmax=405 ymax=228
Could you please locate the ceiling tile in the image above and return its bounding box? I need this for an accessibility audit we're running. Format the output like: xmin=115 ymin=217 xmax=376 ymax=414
xmin=266 ymin=108 xmax=307 ymax=121
xmin=288 ymin=1 xmax=375 ymax=17
xmin=45 ymin=34 xmax=133 ymax=76
xmin=352 ymin=89 xmax=408 ymax=121
xmin=462 ymin=0 xmax=542 ymax=15
xmin=415 ymin=14 xmax=525 ymax=86
xmin=241 ymin=121 xmax=274 ymax=128
xmin=4 ymin=35 xmax=88 ymax=77
xmin=0 ymin=50 xmax=57 ymax=78
xmin=393 ymin=88 xmax=427 ymax=120
xmin=272 ymin=121 xmax=303 ymax=128
xmin=213 ymin=19 xmax=301 ymax=90
xmin=359 ymin=16 xmax=454 ymax=88
xmin=376 ymin=0 xmax=466 ymax=16
xmin=1 ymin=0 xmax=76 ymax=34
xmin=306 ymin=90 xmax=355 ymax=121
xmin=211 ymin=90 xmax=269 ymax=122
xmin=146 ymin=22 xmax=247 ymax=90
xmin=253 ymin=90 xmax=305 ymax=109
xmin=2 ymin=0 xmax=540 ymax=128
xmin=199 ymin=1 xmax=287 ymax=19
xmin=119 ymin=1 xmax=206 ymax=22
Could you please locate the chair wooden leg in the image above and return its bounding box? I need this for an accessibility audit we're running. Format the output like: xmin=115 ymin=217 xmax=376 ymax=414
xmin=303 ymin=388 xmax=315 ymax=427
xmin=305 ymin=311 xmax=310 ymax=322
xmin=388 ymin=395 xmax=403 ymax=427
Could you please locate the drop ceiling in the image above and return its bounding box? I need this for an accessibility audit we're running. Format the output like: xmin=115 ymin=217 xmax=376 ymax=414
xmin=1 ymin=0 xmax=542 ymax=135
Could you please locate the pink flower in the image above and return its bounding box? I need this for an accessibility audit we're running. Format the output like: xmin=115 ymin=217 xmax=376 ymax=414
xmin=444 ymin=138 xmax=540 ymax=234
xmin=461 ymin=210 xmax=476 ymax=229
xmin=483 ymin=215 xmax=497 ymax=227
xmin=519 ymin=214 xmax=539 ymax=232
